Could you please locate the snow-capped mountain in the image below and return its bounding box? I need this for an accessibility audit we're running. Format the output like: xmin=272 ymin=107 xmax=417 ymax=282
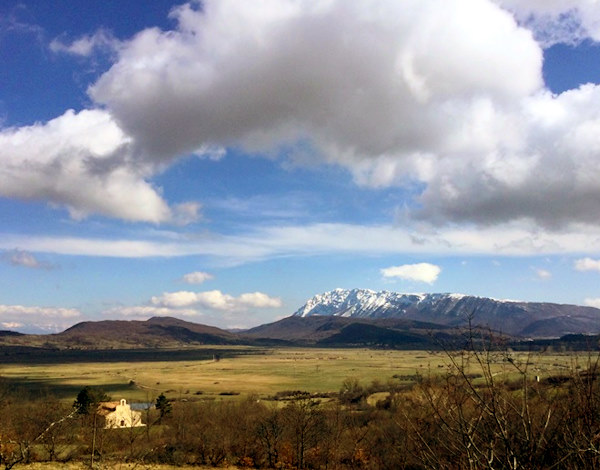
xmin=293 ymin=288 xmax=600 ymax=337
xmin=294 ymin=288 xmax=465 ymax=318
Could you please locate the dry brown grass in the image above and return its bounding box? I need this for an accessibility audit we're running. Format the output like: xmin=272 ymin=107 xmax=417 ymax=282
xmin=0 ymin=347 xmax=582 ymax=403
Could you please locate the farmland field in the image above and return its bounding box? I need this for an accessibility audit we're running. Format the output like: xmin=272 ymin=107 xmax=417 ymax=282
xmin=0 ymin=346 xmax=587 ymax=403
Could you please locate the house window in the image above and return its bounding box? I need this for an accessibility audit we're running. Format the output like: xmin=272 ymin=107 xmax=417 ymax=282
xmin=120 ymin=420 xmax=125 ymax=427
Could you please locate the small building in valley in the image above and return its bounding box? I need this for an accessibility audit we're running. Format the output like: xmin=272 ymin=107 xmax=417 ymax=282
xmin=97 ymin=399 xmax=145 ymax=429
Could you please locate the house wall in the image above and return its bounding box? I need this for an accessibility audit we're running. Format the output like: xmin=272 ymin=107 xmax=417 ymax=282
xmin=104 ymin=399 xmax=145 ymax=428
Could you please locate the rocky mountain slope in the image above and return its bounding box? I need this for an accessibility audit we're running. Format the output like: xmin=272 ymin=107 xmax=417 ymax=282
xmin=293 ymin=288 xmax=600 ymax=337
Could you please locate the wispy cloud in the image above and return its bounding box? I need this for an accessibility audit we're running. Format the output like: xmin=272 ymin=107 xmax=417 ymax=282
xmin=2 ymin=249 xmax=50 ymax=269
xmin=50 ymin=28 xmax=121 ymax=57
xmin=0 ymin=9 xmax=45 ymax=44
xmin=182 ymin=271 xmax=214 ymax=284
xmin=211 ymin=192 xmax=320 ymax=222
xmin=495 ymin=1 xmax=600 ymax=46
xmin=535 ymin=268 xmax=552 ymax=280
xmin=2 ymin=222 xmax=600 ymax=263
xmin=172 ymin=202 xmax=203 ymax=226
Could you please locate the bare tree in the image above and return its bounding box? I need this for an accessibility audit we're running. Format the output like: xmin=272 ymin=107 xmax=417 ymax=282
xmin=281 ymin=398 xmax=325 ymax=469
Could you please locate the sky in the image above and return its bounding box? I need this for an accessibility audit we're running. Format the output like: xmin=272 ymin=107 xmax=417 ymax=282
xmin=1 ymin=0 xmax=600 ymax=333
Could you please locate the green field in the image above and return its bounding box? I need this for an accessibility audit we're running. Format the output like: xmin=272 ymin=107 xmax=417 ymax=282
xmin=0 ymin=346 xmax=586 ymax=403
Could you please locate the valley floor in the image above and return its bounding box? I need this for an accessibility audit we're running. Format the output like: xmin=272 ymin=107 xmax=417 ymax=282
xmin=0 ymin=346 xmax=580 ymax=403
xmin=2 ymin=346 xmax=600 ymax=469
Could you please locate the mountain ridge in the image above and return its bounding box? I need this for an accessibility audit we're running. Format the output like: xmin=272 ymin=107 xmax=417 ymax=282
xmin=0 ymin=290 xmax=599 ymax=350
xmin=292 ymin=288 xmax=600 ymax=337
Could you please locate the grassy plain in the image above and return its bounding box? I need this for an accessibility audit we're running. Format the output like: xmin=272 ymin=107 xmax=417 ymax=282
xmin=0 ymin=346 xmax=588 ymax=404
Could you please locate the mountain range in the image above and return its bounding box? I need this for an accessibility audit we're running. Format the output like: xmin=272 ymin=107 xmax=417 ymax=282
xmin=1 ymin=289 xmax=600 ymax=351
xmin=292 ymin=288 xmax=600 ymax=337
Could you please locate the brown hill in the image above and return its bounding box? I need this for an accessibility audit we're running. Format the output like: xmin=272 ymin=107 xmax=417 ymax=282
xmin=0 ymin=317 xmax=239 ymax=349
xmin=242 ymin=315 xmax=456 ymax=347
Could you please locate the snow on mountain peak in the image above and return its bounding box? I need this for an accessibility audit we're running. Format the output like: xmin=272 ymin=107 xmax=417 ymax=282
xmin=293 ymin=288 xmax=465 ymax=319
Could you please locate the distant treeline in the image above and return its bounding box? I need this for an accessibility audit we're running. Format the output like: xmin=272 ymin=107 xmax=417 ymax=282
xmin=0 ymin=347 xmax=262 ymax=365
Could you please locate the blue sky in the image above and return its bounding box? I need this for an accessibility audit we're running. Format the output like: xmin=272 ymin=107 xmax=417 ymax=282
xmin=1 ymin=0 xmax=600 ymax=333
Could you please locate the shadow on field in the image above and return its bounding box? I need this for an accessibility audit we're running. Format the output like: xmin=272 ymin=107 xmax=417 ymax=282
xmin=0 ymin=375 xmax=137 ymax=401
xmin=0 ymin=346 xmax=265 ymax=364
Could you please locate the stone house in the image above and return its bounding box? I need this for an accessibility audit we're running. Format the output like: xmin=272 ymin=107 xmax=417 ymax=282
xmin=97 ymin=399 xmax=145 ymax=429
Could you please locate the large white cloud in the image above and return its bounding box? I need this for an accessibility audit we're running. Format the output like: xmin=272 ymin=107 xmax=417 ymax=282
xmin=0 ymin=102 xmax=208 ymax=223
xmin=90 ymin=0 xmax=541 ymax=164
xmin=5 ymin=0 xmax=600 ymax=230
xmin=0 ymin=109 xmax=176 ymax=222
xmin=86 ymin=0 xmax=600 ymax=229
xmin=412 ymin=85 xmax=600 ymax=228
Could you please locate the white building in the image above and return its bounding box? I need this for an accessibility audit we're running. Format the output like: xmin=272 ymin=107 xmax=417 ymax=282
xmin=97 ymin=399 xmax=145 ymax=429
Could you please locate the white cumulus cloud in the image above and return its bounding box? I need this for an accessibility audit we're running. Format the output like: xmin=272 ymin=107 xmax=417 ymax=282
xmin=3 ymin=0 xmax=600 ymax=231
xmin=381 ymin=263 xmax=441 ymax=284
xmin=151 ymin=291 xmax=202 ymax=308
xmin=0 ymin=304 xmax=82 ymax=333
xmin=412 ymin=85 xmax=600 ymax=229
xmin=0 ymin=305 xmax=80 ymax=318
xmin=238 ymin=292 xmax=284 ymax=308
xmin=0 ymin=109 xmax=200 ymax=223
xmin=103 ymin=305 xmax=200 ymax=319
xmin=90 ymin=0 xmax=542 ymax=164
xmin=574 ymin=258 xmax=600 ymax=272
xmin=0 ymin=109 xmax=164 ymax=222
xmin=584 ymin=298 xmax=600 ymax=309
xmin=85 ymin=0 xmax=600 ymax=230
xmin=151 ymin=290 xmax=282 ymax=311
